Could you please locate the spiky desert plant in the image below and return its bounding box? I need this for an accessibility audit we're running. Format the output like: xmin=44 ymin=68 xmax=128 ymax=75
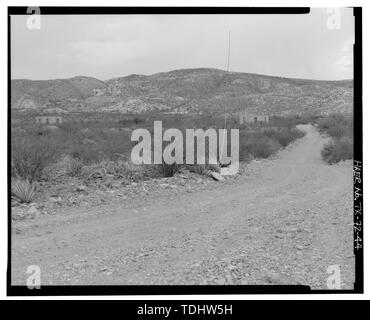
xmin=11 ymin=179 xmax=37 ymax=203
xmin=187 ymin=164 xmax=211 ymax=176
xmin=65 ymin=157 xmax=84 ymax=177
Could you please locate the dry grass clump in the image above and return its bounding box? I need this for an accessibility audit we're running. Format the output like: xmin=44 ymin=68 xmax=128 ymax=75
xmin=11 ymin=137 xmax=57 ymax=182
xmin=321 ymin=137 xmax=353 ymax=164
xmin=81 ymin=159 xmax=147 ymax=182
xmin=318 ymin=114 xmax=353 ymax=164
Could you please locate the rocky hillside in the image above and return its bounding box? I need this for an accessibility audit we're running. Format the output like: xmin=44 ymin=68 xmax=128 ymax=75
xmin=11 ymin=76 xmax=108 ymax=113
xmin=11 ymin=68 xmax=353 ymax=116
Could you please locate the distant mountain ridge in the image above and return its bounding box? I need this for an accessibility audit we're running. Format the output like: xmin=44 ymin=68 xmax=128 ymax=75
xmin=11 ymin=68 xmax=353 ymax=116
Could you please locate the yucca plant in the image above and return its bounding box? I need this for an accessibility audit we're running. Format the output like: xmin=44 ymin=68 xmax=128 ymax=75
xmin=11 ymin=179 xmax=37 ymax=203
xmin=66 ymin=157 xmax=84 ymax=177
xmin=187 ymin=164 xmax=212 ymax=177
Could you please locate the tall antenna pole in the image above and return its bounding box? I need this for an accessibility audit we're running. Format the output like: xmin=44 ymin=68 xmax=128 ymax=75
xmin=227 ymin=30 xmax=231 ymax=73
xmin=224 ymin=30 xmax=231 ymax=126
xmin=220 ymin=31 xmax=231 ymax=163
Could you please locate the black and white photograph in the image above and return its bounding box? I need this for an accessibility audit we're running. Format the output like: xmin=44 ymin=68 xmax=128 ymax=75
xmin=7 ymin=5 xmax=363 ymax=296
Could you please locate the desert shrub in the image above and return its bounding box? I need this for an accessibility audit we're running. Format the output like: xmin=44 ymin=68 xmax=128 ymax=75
xmin=326 ymin=124 xmax=346 ymax=139
xmin=66 ymin=129 xmax=132 ymax=164
xmin=318 ymin=114 xmax=353 ymax=163
xmin=57 ymin=122 xmax=83 ymax=136
xmin=11 ymin=179 xmax=37 ymax=203
xmin=240 ymin=135 xmax=281 ymax=160
xmin=134 ymin=117 xmax=145 ymax=125
xmin=321 ymin=137 xmax=353 ymax=164
xmin=69 ymin=144 xmax=101 ymax=163
xmin=65 ymin=156 xmax=84 ymax=177
xmin=157 ymin=162 xmax=181 ymax=177
xmin=263 ymin=128 xmax=304 ymax=147
xmin=187 ymin=162 xmax=220 ymax=176
xmin=187 ymin=164 xmax=209 ymax=176
xmin=317 ymin=114 xmax=353 ymax=137
xmin=317 ymin=117 xmax=336 ymax=131
xmin=239 ymin=126 xmax=305 ymax=161
xmin=274 ymin=128 xmax=305 ymax=147
xmin=118 ymin=116 xmax=146 ymax=127
xmin=82 ymin=159 xmax=147 ymax=182
xmin=11 ymin=137 xmax=58 ymax=182
xmin=250 ymin=137 xmax=281 ymax=158
xmin=27 ymin=125 xmax=52 ymax=137
xmin=294 ymin=114 xmax=320 ymax=125
xmin=206 ymin=163 xmax=221 ymax=173
xmin=41 ymin=162 xmax=64 ymax=181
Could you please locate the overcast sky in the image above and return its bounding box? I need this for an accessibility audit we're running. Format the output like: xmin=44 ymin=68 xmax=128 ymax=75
xmin=11 ymin=8 xmax=354 ymax=81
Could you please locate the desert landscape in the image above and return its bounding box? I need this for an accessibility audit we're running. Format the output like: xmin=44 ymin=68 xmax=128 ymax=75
xmin=10 ymin=68 xmax=354 ymax=289
xmin=9 ymin=7 xmax=357 ymax=291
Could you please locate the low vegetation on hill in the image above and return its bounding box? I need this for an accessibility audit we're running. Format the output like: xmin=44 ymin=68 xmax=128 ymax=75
xmin=11 ymin=68 xmax=353 ymax=116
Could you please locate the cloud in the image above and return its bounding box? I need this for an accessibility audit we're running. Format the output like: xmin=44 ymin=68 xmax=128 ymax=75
xmin=332 ymin=39 xmax=353 ymax=74
xmin=11 ymin=9 xmax=355 ymax=80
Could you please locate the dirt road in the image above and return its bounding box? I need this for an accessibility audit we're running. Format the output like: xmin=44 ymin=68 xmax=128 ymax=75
xmin=11 ymin=124 xmax=354 ymax=288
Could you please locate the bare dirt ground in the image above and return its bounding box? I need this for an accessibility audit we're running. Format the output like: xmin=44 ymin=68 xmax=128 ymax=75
xmin=11 ymin=124 xmax=354 ymax=289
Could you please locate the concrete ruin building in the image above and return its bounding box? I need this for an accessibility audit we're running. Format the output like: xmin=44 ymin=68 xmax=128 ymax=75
xmin=35 ymin=115 xmax=63 ymax=125
xmin=239 ymin=113 xmax=269 ymax=125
